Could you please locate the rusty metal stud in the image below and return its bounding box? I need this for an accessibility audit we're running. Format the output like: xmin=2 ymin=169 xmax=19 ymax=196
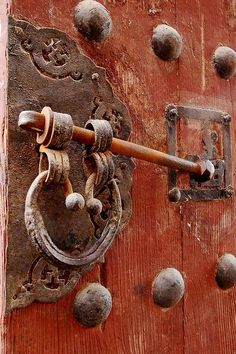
xmin=225 ymin=186 xmax=234 ymax=199
xmin=168 ymin=187 xmax=181 ymax=202
xmin=216 ymin=254 xmax=236 ymax=290
xmin=152 ymin=268 xmax=185 ymax=308
xmin=213 ymin=46 xmax=236 ymax=79
xmin=74 ymin=0 xmax=112 ymax=42
xmin=73 ymin=283 xmax=112 ymax=327
xmin=151 ymin=24 xmax=183 ymax=61
xmin=167 ymin=107 xmax=178 ymax=122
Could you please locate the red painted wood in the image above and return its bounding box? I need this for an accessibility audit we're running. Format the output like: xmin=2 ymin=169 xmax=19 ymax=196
xmin=2 ymin=0 xmax=236 ymax=353
xmin=177 ymin=1 xmax=236 ymax=353
xmin=0 ymin=1 xmax=8 ymax=353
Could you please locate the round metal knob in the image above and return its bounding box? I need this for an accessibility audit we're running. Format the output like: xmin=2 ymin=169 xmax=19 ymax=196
xmin=151 ymin=24 xmax=183 ymax=61
xmin=152 ymin=268 xmax=185 ymax=308
xmin=213 ymin=46 xmax=236 ymax=79
xmin=86 ymin=198 xmax=103 ymax=215
xmin=216 ymin=254 xmax=236 ymax=290
xmin=73 ymin=283 xmax=112 ymax=327
xmin=74 ymin=0 xmax=112 ymax=42
xmin=65 ymin=193 xmax=85 ymax=211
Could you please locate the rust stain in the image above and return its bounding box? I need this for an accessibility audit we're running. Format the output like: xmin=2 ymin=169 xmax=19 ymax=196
xmin=137 ymin=0 xmax=163 ymax=13
xmin=225 ymin=0 xmax=236 ymax=29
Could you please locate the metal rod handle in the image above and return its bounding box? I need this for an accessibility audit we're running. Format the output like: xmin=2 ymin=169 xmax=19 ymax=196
xmin=18 ymin=110 xmax=214 ymax=178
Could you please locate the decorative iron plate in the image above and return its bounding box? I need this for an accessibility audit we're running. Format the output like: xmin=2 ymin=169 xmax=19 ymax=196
xmin=7 ymin=17 xmax=134 ymax=312
xmin=166 ymin=105 xmax=233 ymax=202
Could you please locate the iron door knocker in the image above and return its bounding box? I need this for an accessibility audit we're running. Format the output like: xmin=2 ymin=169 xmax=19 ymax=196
xmin=25 ymin=107 xmax=122 ymax=268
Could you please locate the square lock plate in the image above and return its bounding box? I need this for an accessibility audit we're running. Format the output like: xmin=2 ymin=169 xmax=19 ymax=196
xmin=166 ymin=105 xmax=233 ymax=202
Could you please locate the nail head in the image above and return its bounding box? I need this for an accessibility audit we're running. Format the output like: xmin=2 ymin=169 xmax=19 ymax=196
xmin=152 ymin=268 xmax=185 ymax=308
xmin=73 ymin=283 xmax=112 ymax=327
xmin=74 ymin=0 xmax=112 ymax=42
xmin=152 ymin=24 xmax=183 ymax=61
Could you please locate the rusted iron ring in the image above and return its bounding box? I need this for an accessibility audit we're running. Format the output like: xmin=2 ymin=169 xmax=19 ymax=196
xmin=39 ymin=145 xmax=70 ymax=185
xmin=25 ymin=116 xmax=121 ymax=267
xmin=85 ymin=119 xmax=113 ymax=153
xmin=83 ymin=151 xmax=116 ymax=217
xmin=36 ymin=107 xmax=53 ymax=146
xmin=37 ymin=107 xmax=73 ymax=149
xmin=84 ymin=151 xmax=114 ymax=188
xmin=25 ymin=171 xmax=122 ymax=267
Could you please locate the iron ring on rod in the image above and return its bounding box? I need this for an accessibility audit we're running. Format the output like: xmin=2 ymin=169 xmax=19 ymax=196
xmin=25 ymin=171 xmax=122 ymax=268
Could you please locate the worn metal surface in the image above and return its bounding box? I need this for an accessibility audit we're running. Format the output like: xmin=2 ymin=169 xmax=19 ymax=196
xmin=166 ymin=105 xmax=233 ymax=202
xmin=152 ymin=268 xmax=185 ymax=308
xmin=151 ymin=24 xmax=183 ymax=61
xmin=7 ymin=16 xmax=133 ymax=312
xmin=74 ymin=0 xmax=112 ymax=42
xmin=216 ymin=254 xmax=236 ymax=290
xmin=19 ymin=109 xmax=216 ymax=177
xmin=73 ymin=283 xmax=112 ymax=327
xmin=213 ymin=46 xmax=236 ymax=79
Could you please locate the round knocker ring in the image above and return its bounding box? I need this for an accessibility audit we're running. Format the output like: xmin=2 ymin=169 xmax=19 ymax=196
xmin=24 ymin=114 xmax=122 ymax=268
xmin=25 ymin=170 xmax=122 ymax=268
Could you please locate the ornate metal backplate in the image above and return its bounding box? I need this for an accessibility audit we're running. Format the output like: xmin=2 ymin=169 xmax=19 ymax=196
xmin=166 ymin=105 xmax=233 ymax=202
xmin=7 ymin=17 xmax=134 ymax=312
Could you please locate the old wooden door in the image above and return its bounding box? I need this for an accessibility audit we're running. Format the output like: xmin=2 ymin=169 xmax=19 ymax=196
xmin=1 ymin=0 xmax=236 ymax=353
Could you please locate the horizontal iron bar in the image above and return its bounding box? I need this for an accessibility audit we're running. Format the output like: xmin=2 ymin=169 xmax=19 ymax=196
xmin=18 ymin=110 xmax=209 ymax=176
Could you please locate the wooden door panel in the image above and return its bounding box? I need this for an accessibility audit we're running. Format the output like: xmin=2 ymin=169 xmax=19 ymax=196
xmin=2 ymin=0 xmax=236 ymax=353
xmin=178 ymin=1 xmax=236 ymax=353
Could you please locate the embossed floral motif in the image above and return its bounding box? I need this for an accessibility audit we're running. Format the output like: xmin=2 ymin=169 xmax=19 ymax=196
xmin=16 ymin=24 xmax=83 ymax=80
xmin=92 ymin=97 xmax=125 ymax=138
xmin=12 ymin=258 xmax=80 ymax=310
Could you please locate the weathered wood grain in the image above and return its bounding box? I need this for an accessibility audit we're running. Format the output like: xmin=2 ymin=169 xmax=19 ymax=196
xmin=2 ymin=0 xmax=236 ymax=353
xmin=0 ymin=1 xmax=9 ymax=353
xmin=177 ymin=0 xmax=236 ymax=353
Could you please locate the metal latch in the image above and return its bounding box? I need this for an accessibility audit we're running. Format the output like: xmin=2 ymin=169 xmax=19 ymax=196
xmin=166 ymin=105 xmax=233 ymax=202
xmin=19 ymin=108 xmax=216 ymax=181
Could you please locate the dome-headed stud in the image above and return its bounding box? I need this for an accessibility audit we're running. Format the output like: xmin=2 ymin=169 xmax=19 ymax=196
xmin=73 ymin=283 xmax=112 ymax=327
xmin=216 ymin=253 xmax=236 ymax=290
xmin=65 ymin=193 xmax=85 ymax=211
xmin=213 ymin=46 xmax=236 ymax=79
xmin=151 ymin=24 xmax=183 ymax=61
xmin=169 ymin=187 xmax=181 ymax=203
xmin=87 ymin=198 xmax=103 ymax=215
xmin=74 ymin=0 xmax=112 ymax=42
xmin=152 ymin=268 xmax=185 ymax=308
